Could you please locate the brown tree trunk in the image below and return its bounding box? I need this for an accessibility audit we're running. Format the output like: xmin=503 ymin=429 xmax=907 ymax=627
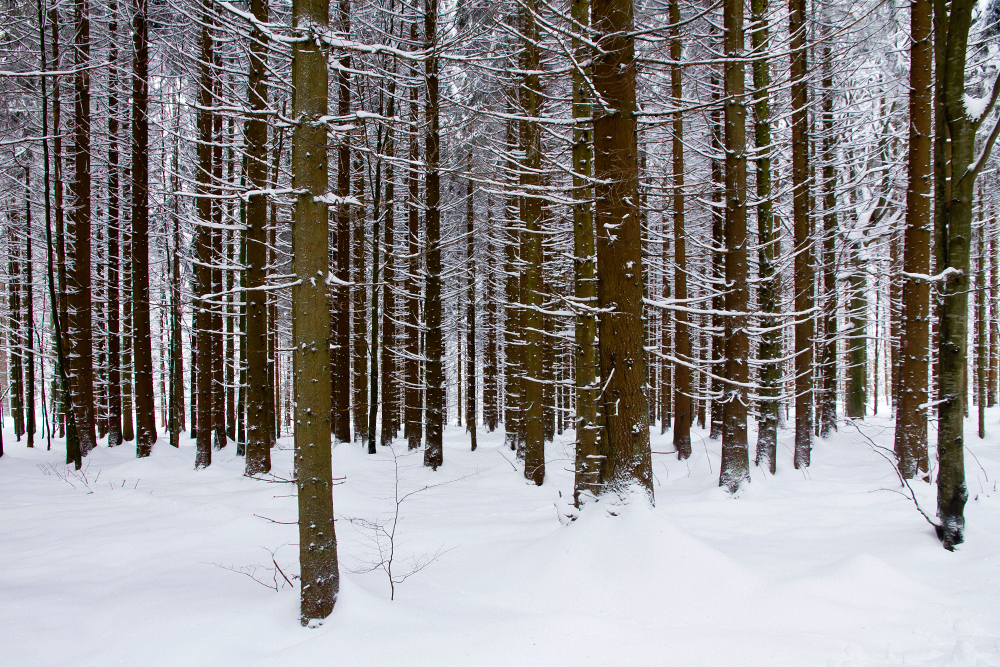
xmin=331 ymin=0 xmax=352 ymax=445
xmin=818 ymin=21 xmax=838 ymax=439
xmin=24 ymin=171 xmax=36 ymax=448
xmin=719 ymin=0 xmax=749 ymax=492
xmin=592 ymin=0 xmax=653 ymax=498
xmin=483 ymin=200 xmax=499 ymax=432
xmin=194 ymin=4 xmax=214 ymax=469
xmin=379 ymin=83 xmax=397 ymax=446
xmin=292 ymin=0 xmax=339 ymax=618
xmin=570 ymin=0 xmax=598 ymax=498
xmin=423 ymin=0 xmax=444 ymax=470
xmin=895 ymin=0 xmax=932 ymax=478
xmin=751 ymin=0 xmax=778 ymax=472
xmin=404 ymin=25 xmax=422 ymax=451
xmin=106 ymin=0 xmax=123 ymax=447
xmin=669 ymin=0 xmax=690 ymax=460
xmin=520 ymin=0 xmax=544 ymax=484
xmin=245 ymin=0 xmax=271 ymax=474
xmin=790 ymin=0 xmax=813 ymax=468
xmin=353 ymin=140 xmax=368 ymax=447
xmin=132 ymin=0 xmax=156 ymax=455
xmin=466 ymin=156 xmax=477 ymax=451
xmin=68 ymin=0 xmax=97 ymax=456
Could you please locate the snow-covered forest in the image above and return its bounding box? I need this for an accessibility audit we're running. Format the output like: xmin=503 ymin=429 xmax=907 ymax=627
xmin=2 ymin=0 xmax=1000 ymax=661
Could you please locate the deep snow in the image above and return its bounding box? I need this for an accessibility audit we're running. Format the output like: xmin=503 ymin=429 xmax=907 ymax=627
xmin=2 ymin=411 xmax=999 ymax=666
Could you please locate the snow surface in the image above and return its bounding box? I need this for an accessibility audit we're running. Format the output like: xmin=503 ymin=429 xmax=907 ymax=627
xmin=2 ymin=411 xmax=999 ymax=666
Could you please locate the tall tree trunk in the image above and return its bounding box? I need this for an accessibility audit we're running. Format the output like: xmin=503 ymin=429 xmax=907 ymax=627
xmin=895 ymin=0 xmax=932 ymax=478
xmin=106 ymin=0 xmax=123 ymax=447
xmin=331 ymin=0 xmax=352 ymax=445
xmin=503 ymin=112 xmax=522 ymax=454
xmin=466 ymin=156 xmax=477 ymax=452
xmin=24 ymin=170 xmax=36 ymax=448
xmin=669 ymin=0 xmax=690 ymax=460
xmin=379 ymin=81 xmax=397 ymax=447
xmin=404 ymin=25 xmax=422 ymax=451
xmin=69 ymin=0 xmax=97 ymax=456
xmin=571 ymin=0 xmax=597 ymax=498
xmin=751 ymin=0 xmax=778 ymax=472
xmin=423 ymin=0 xmax=444 ymax=470
xmin=789 ymin=0 xmax=813 ymax=468
xmin=520 ymin=0 xmax=544 ymax=484
xmin=9 ymin=223 xmax=25 ymax=441
xmin=976 ymin=190 xmax=986 ymax=439
xmin=292 ymin=0 xmax=339 ymax=618
xmin=709 ymin=78 xmax=724 ymax=442
xmin=194 ymin=4 xmax=214 ymax=469
xmin=132 ymin=0 xmax=156 ymax=455
xmin=818 ymin=20 xmax=838 ymax=439
xmin=989 ymin=217 xmax=998 ymax=408
xmin=592 ymin=0 xmax=652 ymax=498
xmin=51 ymin=5 xmax=70 ymax=440
xmin=483 ymin=200 xmax=499 ymax=432
xmin=211 ymin=79 xmax=226 ymax=451
xmin=353 ymin=142 xmax=368 ymax=448
xmin=846 ymin=245 xmax=867 ymax=419
xmin=719 ymin=0 xmax=749 ymax=492
xmin=245 ymin=0 xmax=271 ymax=474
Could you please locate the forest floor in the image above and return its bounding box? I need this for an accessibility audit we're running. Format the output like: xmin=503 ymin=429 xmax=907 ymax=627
xmin=2 ymin=410 xmax=999 ymax=667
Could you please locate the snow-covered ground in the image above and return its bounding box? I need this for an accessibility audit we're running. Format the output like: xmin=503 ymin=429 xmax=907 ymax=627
xmin=2 ymin=411 xmax=998 ymax=666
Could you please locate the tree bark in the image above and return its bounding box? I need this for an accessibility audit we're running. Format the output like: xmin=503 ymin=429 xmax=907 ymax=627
xmin=423 ymin=0 xmax=444 ymax=470
xmin=466 ymin=156 xmax=477 ymax=452
xmin=720 ymin=0 xmax=749 ymax=492
xmin=292 ymin=0 xmax=339 ymax=622
xmin=68 ymin=0 xmax=97 ymax=456
xmin=245 ymin=0 xmax=271 ymax=475
xmin=331 ymin=0 xmax=352 ymax=445
xmin=520 ymin=0 xmax=544 ymax=484
xmin=132 ymin=0 xmax=156 ymax=456
xmin=194 ymin=4 xmax=214 ymax=469
xmin=789 ymin=0 xmax=813 ymax=468
xmin=751 ymin=0 xmax=778 ymax=472
xmin=592 ymin=0 xmax=653 ymax=498
xmin=106 ymin=0 xmax=123 ymax=447
xmin=895 ymin=0 xmax=932 ymax=478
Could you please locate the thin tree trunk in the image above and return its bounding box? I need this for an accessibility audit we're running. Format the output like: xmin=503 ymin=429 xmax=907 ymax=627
xmin=331 ymin=0 xmax=352 ymax=445
xmin=132 ymin=0 xmax=156 ymax=455
xmin=483 ymin=199 xmax=498 ymax=432
xmin=245 ymin=0 xmax=271 ymax=474
xmin=106 ymin=0 xmax=123 ymax=447
xmin=24 ymin=170 xmax=37 ymax=448
xmin=720 ymin=0 xmax=749 ymax=492
xmin=466 ymin=155 xmax=477 ymax=451
xmin=790 ymin=0 xmax=813 ymax=468
xmin=69 ymin=0 xmax=97 ymax=456
xmin=423 ymin=0 xmax=444 ymax=470
xmin=353 ymin=141 xmax=368 ymax=448
xmin=404 ymin=20 xmax=422 ymax=451
xmin=818 ymin=20 xmax=838 ymax=438
xmin=976 ymin=189 xmax=986 ymax=439
xmin=520 ymin=0 xmax=544 ymax=484
xmin=709 ymin=78 xmax=724 ymax=442
xmin=9 ymin=223 xmax=25 ymax=441
xmin=751 ymin=0 xmax=777 ymax=472
xmin=669 ymin=0 xmax=690 ymax=460
xmin=379 ymin=79 xmax=396 ymax=447
xmin=503 ymin=111 xmax=522 ymax=454
xmin=194 ymin=4 xmax=214 ymax=469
